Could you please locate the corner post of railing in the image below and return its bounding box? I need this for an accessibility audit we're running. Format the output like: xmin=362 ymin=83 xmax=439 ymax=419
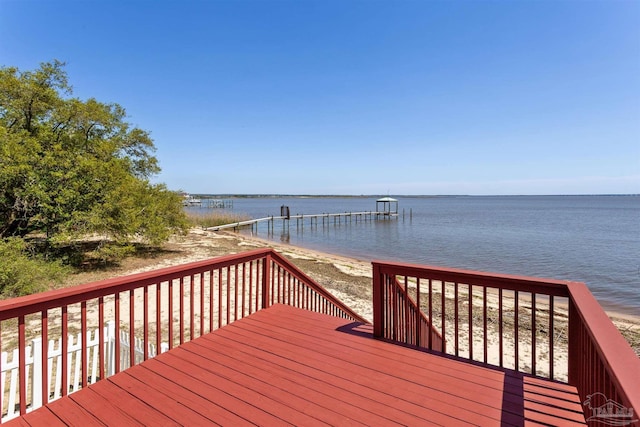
xmin=261 ymin=252 xmax=272 ymax=310
xmin=372 ymin=262 xmax=383 ymax=339
xmin=567 ymin=295 xmax=582 ymax=390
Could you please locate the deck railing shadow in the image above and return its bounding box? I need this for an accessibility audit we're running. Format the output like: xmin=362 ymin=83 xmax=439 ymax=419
xmin=372 ymin=260 xmax=640 ymax=424
xmin=0 ymin=248 xmax=365 ymax=423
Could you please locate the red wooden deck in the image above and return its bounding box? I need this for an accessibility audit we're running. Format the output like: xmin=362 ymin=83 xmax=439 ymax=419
xmin=7 ymin=304 xmax=586 ymax=426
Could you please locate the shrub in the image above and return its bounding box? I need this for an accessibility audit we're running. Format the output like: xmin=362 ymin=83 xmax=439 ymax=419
xmin=0 ymin=238 xmax=70 ymax=298
xmin=89 ymin=242 xmax=136 ymax=265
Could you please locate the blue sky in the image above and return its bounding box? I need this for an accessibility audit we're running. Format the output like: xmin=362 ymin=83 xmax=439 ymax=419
xmin=1 ymin=0 xmax=639 ymax=195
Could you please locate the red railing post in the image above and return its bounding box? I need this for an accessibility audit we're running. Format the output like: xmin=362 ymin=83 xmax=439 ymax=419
xmin=261 ymin=253 xmax=271 ymax=310
xmin=567 ymin=297 xmax=582 ymax=388
xmin=415 ymin=278 xmax=421 ymax=347
xmin=372 ymin=262 xmax=383 ymax=338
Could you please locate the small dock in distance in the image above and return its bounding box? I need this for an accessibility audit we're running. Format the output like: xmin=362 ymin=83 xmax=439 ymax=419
xmin=202 ymin=198 xmax=233 ymax=208
xmin=182 ymin=193 xmax=234 ymax=208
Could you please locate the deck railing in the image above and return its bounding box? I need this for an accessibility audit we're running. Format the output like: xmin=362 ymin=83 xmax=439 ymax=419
xmin=372 ymin=260 xmax=640 ymax=424
xmin=382 ymin=276 xmax=444 ymax=351
xmin=0 ymin=248 xmax=365 ymax=422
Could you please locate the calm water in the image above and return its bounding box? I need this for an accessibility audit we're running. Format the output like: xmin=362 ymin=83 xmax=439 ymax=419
xmin=189 ymin=195 xmax=640 ymax=316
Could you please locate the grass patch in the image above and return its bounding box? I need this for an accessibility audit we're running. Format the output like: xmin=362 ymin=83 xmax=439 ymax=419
xmin=185 ymin=211 xmax=252 ymax=228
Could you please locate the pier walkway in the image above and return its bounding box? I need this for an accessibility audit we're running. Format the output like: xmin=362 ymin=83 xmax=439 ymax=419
xmin=205 ymin=210 xmax=398 ymax=232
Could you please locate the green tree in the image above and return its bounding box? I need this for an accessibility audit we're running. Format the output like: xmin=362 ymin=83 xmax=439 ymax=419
xmin=0 ymin=60 xmax=187 ymax=247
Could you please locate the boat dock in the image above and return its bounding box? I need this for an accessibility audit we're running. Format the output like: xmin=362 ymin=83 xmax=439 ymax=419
xmin=202 ymin=198 xmax=234 ymax=208
xmin=183 ymin=196 xmax=234 ymax=208
xmin=205 ymin=210 xmax=398 ymax=232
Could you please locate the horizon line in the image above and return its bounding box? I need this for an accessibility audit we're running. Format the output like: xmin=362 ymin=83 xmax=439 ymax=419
xmin=185 ymin=193 xmax=639 ymax=198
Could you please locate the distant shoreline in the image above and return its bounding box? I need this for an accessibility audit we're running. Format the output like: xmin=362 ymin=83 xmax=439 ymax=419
xmin=188 ymin=193 xmax=639 ymax=198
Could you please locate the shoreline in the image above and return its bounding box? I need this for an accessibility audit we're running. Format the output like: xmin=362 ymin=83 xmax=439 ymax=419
xmin=234 ymin=230 xmax=640 ymax=322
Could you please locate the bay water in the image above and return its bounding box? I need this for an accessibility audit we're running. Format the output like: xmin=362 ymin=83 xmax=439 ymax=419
xmin=190 ymin=195 xmax=639 ymax=316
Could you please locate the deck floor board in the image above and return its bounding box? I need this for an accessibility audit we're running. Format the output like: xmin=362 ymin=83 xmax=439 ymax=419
xmin=245 ymin=306 xmax=526 ymax=392
xmin=191 ymin=330 xmax=446 ymax=425
xmin=188 ymin=333 xmax=428 ymax=425
xmin=39 ymin=396 xmax=104 ymax=427
xmin=215 ymin=313 xmax=520 ymax=424
xmin=5 ymin=304 xmax=586 ymax=426
xmin=141 ymin=358 xmax=291 ymax=427
xmin=164 ymin=346 xmax=369 ymax=426
xmin=68 ymin=387 xmax=144 ymax=427
xmin=178 ymin=341 xmax=399 ymax=426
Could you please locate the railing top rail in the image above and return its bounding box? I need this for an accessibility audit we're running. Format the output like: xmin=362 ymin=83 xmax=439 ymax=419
xmin=567 ymin=281 xmax=640 ymax=413
xmin=372 ymin=260 xmax=571 ymax=297
xmin=0 ymin=248 xmax=272 ymax=321
xmin=269 ymin=251 xmax=369 ymax=324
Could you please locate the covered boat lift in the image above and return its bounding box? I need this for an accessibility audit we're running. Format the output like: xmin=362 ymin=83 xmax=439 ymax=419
xmin=376 ymin=196 xmax=398 ymax=218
